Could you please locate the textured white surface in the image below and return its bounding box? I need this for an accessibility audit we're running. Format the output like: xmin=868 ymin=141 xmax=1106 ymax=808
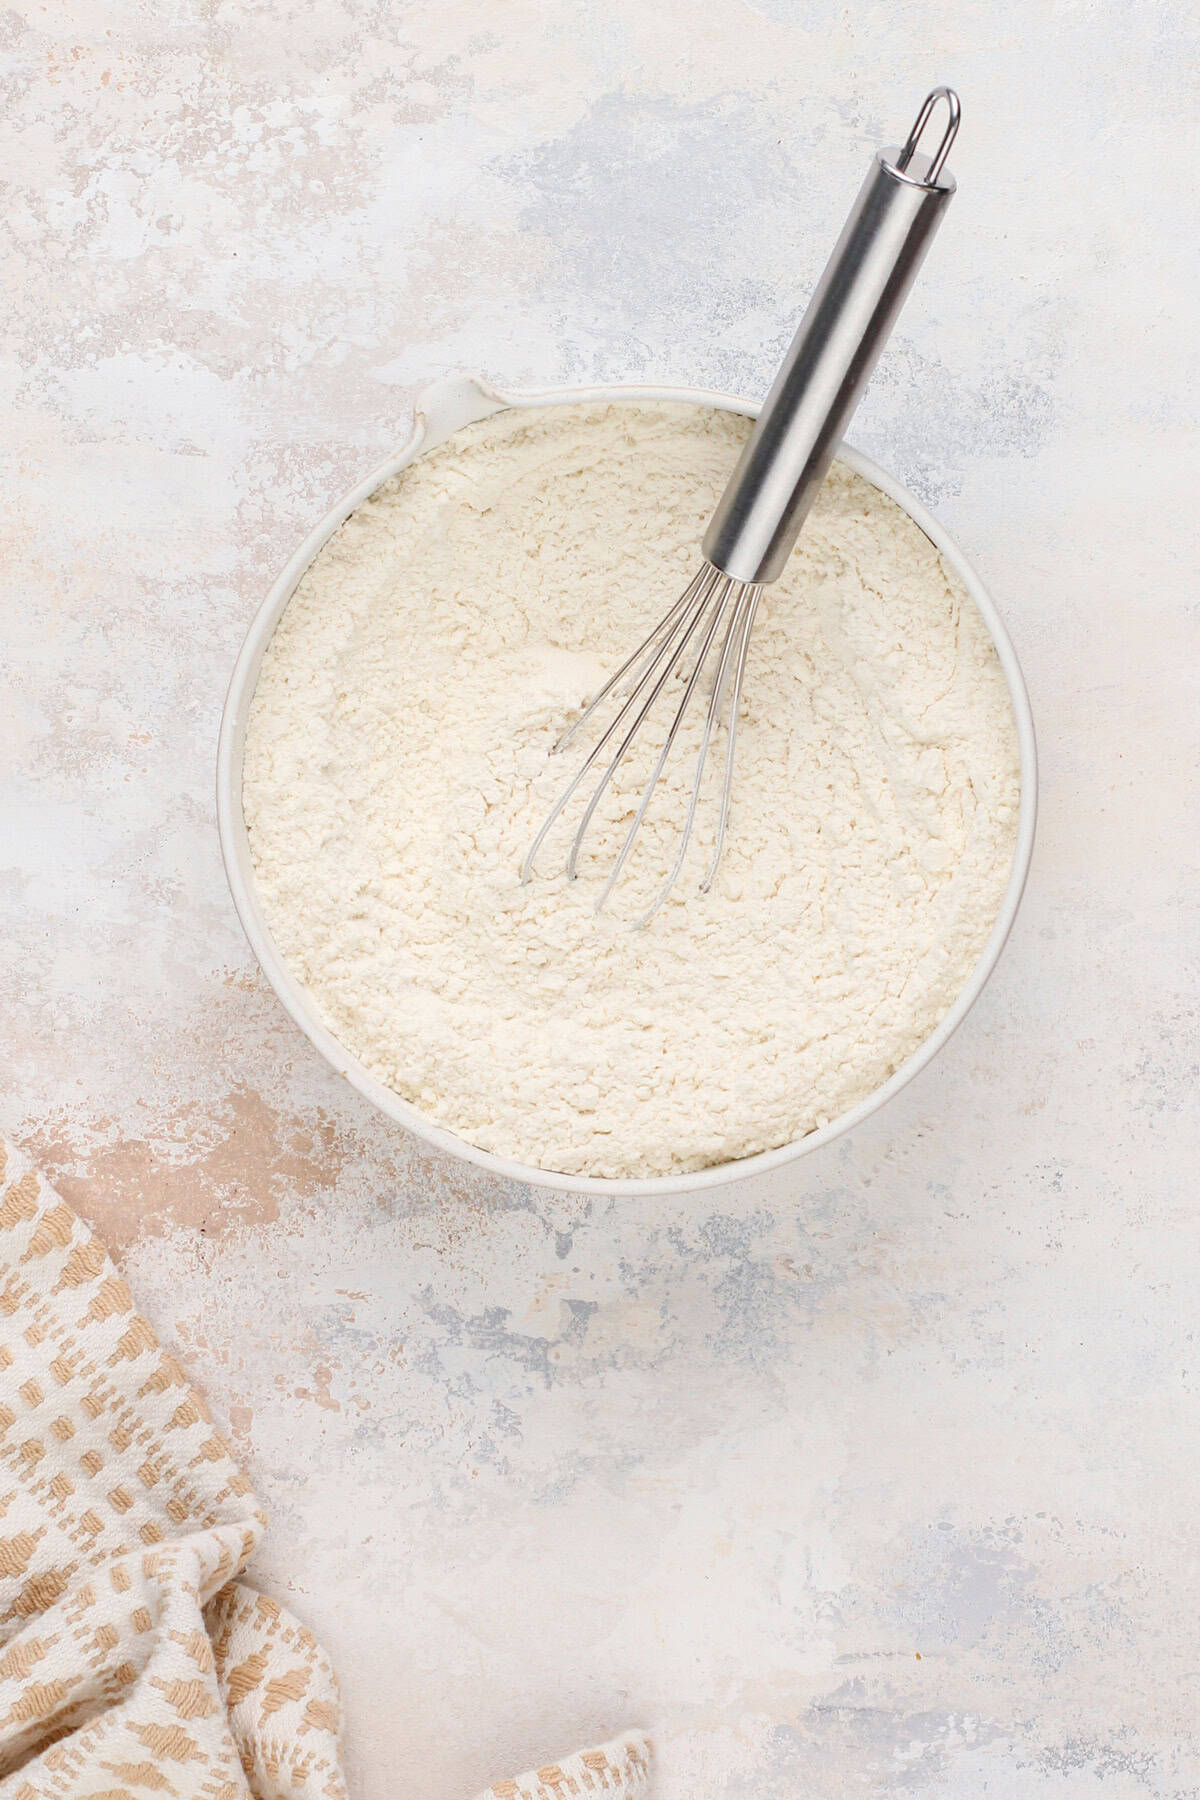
xmin=242 ymin=400 xmax=1019 ymax=1178
xmin=1 ymin=3 xmax=1198 ymax=1796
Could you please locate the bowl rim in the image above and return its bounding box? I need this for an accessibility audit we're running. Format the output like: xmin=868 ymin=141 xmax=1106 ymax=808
xmin=217 ymin=373 xmax=1038 ymax=1196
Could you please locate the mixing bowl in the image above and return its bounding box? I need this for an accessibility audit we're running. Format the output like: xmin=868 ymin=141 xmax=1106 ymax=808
xmin=217 ymin=374 xmax=1037 ymax=1196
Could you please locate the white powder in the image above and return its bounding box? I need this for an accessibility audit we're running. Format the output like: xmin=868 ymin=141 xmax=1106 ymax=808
xmin=243 ymin=401 xmax=1020 ymax=1179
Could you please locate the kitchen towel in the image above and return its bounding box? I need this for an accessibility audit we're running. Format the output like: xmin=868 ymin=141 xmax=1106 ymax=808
xmin=0 ymin=1140 xmax=651 ymax=1799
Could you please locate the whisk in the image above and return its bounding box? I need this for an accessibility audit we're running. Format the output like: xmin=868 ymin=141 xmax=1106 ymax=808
xmin=523 ymin=88 xmax=961 ymax=922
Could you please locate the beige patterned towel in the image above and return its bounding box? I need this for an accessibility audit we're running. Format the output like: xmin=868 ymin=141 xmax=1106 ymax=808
xmin=0 ymin=1142 xmax=650 ymax=1799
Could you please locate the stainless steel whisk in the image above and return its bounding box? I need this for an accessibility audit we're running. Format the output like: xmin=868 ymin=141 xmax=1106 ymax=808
xmin=523 ymin=89 xmax=961 ymax=920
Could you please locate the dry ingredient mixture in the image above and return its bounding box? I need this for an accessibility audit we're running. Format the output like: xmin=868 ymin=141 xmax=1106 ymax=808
xmin=243 ymin=402 xmax=1020 ymax=1178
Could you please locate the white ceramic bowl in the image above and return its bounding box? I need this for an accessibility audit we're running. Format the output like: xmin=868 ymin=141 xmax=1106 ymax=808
xmin=217 ymin=374 xmax=1037 ymax=1196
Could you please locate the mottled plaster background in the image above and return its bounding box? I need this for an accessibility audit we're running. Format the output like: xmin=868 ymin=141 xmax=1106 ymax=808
xmin=2 ymin=0 xmax=1199 ymax=1794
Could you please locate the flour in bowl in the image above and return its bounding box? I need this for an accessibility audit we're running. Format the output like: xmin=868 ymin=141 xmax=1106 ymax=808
xmin=243 ymin=401 xmax=1020 ymax=1178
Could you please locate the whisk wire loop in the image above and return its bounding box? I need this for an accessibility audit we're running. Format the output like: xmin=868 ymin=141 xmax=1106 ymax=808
xmin=591 ymin=570 xmax=740 ymax=910
xmin=565 ymin=563 xmax=726 ymax=883
xmin=638 ymin=579 xmax=761 ymax=927
xmin=553 ymin=568 xmax=704 ymax=759
xmin=700 ymin=583 xmax=760 ymax=895
xmin=518 ymin=565 xmax=712 ymax=887
xmin=522 ymin=561 xmax=760 ymax=917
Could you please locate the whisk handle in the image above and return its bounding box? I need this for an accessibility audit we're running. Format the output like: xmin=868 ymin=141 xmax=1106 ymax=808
xmin=703 ymin=89 xmax=959 ymax=587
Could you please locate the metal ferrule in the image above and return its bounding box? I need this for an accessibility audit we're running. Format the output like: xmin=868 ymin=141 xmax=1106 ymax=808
xmin=702 ymin=88 xmax=959 ymax=586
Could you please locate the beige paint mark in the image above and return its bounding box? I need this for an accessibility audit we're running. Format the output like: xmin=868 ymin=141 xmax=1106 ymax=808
xmin=226 ymin=1404 xmax=255 ymax=1467
xmin=22 ymin=1087 xmax=349 ymax=1252
xmin=294 ymin=1366 xmax=340 ymax=1414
